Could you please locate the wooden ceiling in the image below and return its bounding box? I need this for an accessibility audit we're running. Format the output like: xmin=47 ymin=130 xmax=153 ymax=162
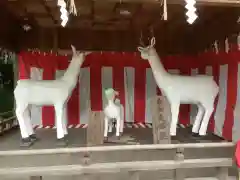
xmin=4 ymin=0 xmax=239 ymax=30
xmin=1 ymin=0 xmax=240 ymax=53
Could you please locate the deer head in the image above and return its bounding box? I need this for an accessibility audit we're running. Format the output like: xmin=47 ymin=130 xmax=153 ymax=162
xmin=70 ymin=45 xmax=91 ymax=64
xmin=105 ymin=88 xmax=119 ymax=101
xmin=137 ymin=37 xmax=156 ymax=60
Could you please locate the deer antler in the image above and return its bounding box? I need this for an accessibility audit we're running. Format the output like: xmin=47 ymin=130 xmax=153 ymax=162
xmin=148 ymin=27 xmax=156 ymax=47
xmin=139 ymin=31 xmax=145 ymax=47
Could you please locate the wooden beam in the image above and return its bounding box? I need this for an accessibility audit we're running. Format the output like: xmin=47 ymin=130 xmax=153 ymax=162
xmin=97 ymin=0 xmax=240 ymax=6
xmin=0 ymin=142 xmax=234 ymax=156
xmin=0 ymin=158 xmax=232 ymax=177
xmin=39 ymin=0 xmax=58 ymax=25
xmin=21 ymin=0 xmax=240 ymax=6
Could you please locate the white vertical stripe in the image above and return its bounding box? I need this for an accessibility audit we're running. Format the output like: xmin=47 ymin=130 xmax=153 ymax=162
xmin=30 ymin=67 xmax=43 ymax=127
xmin=145 ymin=68 xmax=157 ymax=123
xmin=124 ymin=67 xmax=135 ymax=122
xmin=79 ymin=68 xmax=91 ymax=124
xmin=214 ymin=64 xmax=228 ymax=137
xmin=168 ymin=69 xmax=180 ymax=74
xmin=205 ymin=66 xmax=213 ymax=76
xmin=101 ymin=67 xmax=113 ymax=109
xmin=233 ymin=63 xmax=240 ymax=142
xmin=55 ymin=70 xmax=68 ymax=126
xmin=190 ymin=68 xmax=199 ymax=124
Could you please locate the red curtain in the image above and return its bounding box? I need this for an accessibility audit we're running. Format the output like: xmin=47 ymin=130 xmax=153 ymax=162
xmin=18 ymin=48 xmax=240 ymax=141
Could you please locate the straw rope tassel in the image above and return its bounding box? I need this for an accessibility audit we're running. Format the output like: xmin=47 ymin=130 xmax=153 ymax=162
xmin=69 ymin=0 xmax=77 ymax=16
xmin=163 ymin=0 xmax=167 ymax=20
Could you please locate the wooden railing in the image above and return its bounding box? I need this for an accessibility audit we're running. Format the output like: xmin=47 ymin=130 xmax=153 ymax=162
xmin=0 ymin=142 xmax=235 ymax=180
xmin=0 ymin=110 xmax=17 ymax=135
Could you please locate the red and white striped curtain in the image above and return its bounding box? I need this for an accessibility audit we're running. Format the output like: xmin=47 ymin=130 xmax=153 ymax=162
xmin=18 ymin=47 xmax=240 ymax=142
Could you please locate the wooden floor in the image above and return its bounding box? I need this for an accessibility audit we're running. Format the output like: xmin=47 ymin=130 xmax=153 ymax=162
xmin=0 ymin=126 xmax=224 ymax=150
xmin=0 ymin=127 xmax=237 ymax=180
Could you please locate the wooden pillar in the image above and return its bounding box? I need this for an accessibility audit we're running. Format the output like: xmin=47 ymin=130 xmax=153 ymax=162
xmin=87 ymin=111 xmax=104 ymax=146
xmin=38 ymin=28 xmax=45 ymax=50
xmin=174 ymin=147 xmax=185 ymax=180
xmin=12 ymin=53 xmax=18 ymax=116
xmin=151 ymin=96 xmax=171 ymax=144
xmin=53 ymin=28 xmax=58 ymax=51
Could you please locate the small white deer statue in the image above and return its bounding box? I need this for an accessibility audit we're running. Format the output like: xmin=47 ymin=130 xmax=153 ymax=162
xmin=103 ymin=88 xmax=124 ymax=141
xmin=138 ymin=37 xmax=219 ymax=137
xmin=14 ymin=46 xmax=89 ymax=147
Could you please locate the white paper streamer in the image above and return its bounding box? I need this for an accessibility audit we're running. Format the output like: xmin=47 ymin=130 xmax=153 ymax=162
xmin=214 ymin=40 xmax=219 ymax=54
xmin=237 ymin=33 xmax=240 ymax=51
xmin=225 ymin=38 xmax=229 ymax=53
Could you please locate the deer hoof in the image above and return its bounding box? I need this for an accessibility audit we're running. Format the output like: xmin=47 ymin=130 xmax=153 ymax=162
xmin=29 ymin=134 xmax=40 ymax=142
xmin=57 ymin=137 xmax=68 ymax=147
xmin=20 ymin=137 xmax=34 ymax=147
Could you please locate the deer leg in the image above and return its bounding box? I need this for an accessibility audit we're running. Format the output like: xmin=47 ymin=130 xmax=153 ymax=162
xmin=116 ymin=116 xmax=121 ymax=138
xmin=170 ymin=102 xmax=180 ymax=136
xmin=16 ymin=103 xmax=33 ymax=147
xmin=120 ymin=119 xmax=124 ymax=134
xmin=16 ymin=104 xmax=29 ymax=138
xmin=120 ymin=106 xmax=124 ymax=134
xmin=104 ymin=117 xmax=109 ymax=138
xmin=108 ymin=120 xmax=113 ymax=133
xmin=199 ymin=103 xmax=214 ymax=136
xmin=62 ymin=105 xmax=68 ymax=136
xmin=192 ymin=104 xmax=205 ymax=134
xmin=23 ymin=106 xmax=34 ymax=136
xmin=55 ymin=104 xmax=65 ymax=140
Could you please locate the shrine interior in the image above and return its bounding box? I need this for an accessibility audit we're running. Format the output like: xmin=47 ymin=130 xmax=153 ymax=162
xmin=0 ymin=0 xmax=239 ymax=55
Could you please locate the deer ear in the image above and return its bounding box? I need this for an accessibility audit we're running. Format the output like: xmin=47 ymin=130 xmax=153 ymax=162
xmin=85 ymin=51 xmax=92 ymax=56
xmin=138 ymin=47 xmax=144 ymax=52
xmin=150 ymin=37 xmax=155 ymax=46
xmin=71 ymin=45 xmax=76 ymax=54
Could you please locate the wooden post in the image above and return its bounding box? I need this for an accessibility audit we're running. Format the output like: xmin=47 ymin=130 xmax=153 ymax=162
xmin=174 ymin=147 xmax=185 ymax=180
xmin=30 ymin=176 xmax=42 ymax=180
xmin=87 ymin=111 xmax=104 ymax=146
xmin=216 ymin=167 xmax=228 ymax=180
xmin=53 ymin=28 xmax=58 ymax=52
xmin=12 ymin=53 xmax=18 ymax=121
xmin=129 ymin=171 xmax=140 ymax=180
xmin=151 ymin=96 xmax=171 ymax=144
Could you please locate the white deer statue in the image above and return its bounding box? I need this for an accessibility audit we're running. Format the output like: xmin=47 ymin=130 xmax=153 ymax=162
xmin=14 ymin=46 xmax=89 ymax=147
xmin=138 ymin=37 xmax=219 ymax=136
xmin=103 ymin=88 xmax=124 ymax=141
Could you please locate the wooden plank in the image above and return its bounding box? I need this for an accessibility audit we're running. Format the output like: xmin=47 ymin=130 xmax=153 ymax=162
xmin=0 ymin=142 xmax=234 ymax=156
xmin=0 ymin=158 xmax=232 ymax=177
xmin=87 ymin=111 xmax=104 ymax=146
xmin=151 ymin=96 xmax=171 ymax=144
